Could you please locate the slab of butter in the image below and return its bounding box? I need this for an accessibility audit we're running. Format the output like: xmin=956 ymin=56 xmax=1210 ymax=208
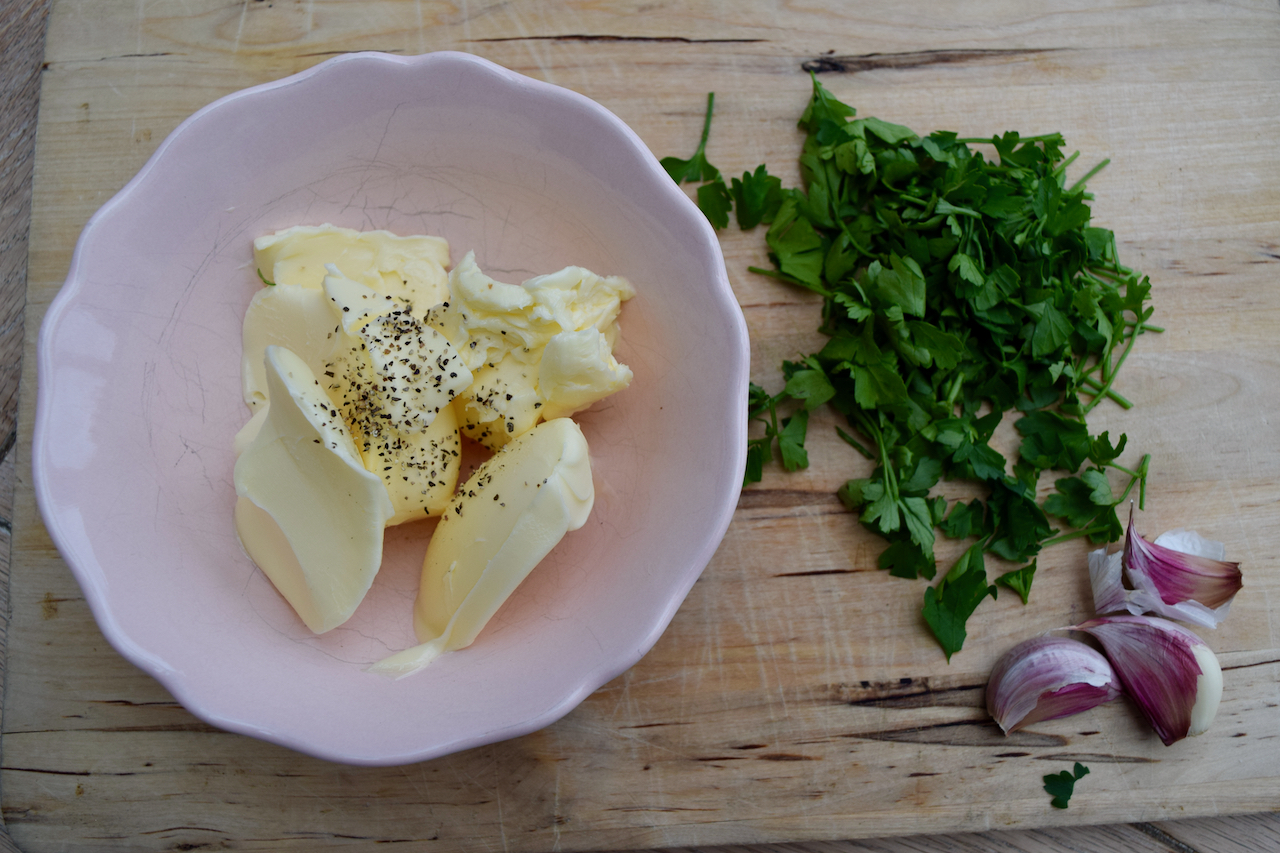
xmin=239 ymin=248 xmax=468 ymax=525
xmin=254 ymin=223 xmax=450 ymax=310
xmin=369 ymin=418 xmax=594 ymax=677
xmin=234 ymin=346 xmax=394 ymax=634
xmin=427 ymin=251 xmax=635 ymax=450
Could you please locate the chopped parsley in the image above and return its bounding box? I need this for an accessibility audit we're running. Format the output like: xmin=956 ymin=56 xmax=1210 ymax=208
xmin=667 ymin=82 xmax=1159 ymax=659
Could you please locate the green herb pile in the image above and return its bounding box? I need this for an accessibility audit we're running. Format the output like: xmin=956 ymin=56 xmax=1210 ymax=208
xmin=663 ymin=82 xmax=1159 ymax=659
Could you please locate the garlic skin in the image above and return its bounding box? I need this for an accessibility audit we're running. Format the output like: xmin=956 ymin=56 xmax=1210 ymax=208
xmin=1073 ymin=615 xmax=1223 ymax=745
xmin=1089 ymin=547 xmax=1128 ymax=615
xmin=1090 ymin=512 xmax=1242 ymax=629
xmin=987 ymin=635 xmax=1122 ymax=734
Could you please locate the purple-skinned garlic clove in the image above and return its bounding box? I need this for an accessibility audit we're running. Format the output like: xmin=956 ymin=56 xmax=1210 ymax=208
xmin=987 ymin=635 xmax=1122 ymax=734
xmin=1088 ymin=509 xmax=1242 ymax=630
xmin=1072 ymin=615 xmax=1223 ymax=746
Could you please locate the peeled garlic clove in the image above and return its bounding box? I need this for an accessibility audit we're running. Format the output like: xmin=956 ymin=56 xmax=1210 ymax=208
xmin=987 ymin=635 xmax=1122 ymax=733
xmin=1073 ymin=615 xmax=1223 ymax=745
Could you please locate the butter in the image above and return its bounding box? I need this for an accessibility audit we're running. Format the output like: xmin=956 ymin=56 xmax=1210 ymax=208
xmin=371 ymin=400 xmax=462 ymax=525
xmin=254 ymin=223 xmax=450 ymax=311
xmin=369 ymin=418 xmax=594 ymax=677
xmin=455 ymin=356 xmax=542 ymax=447
xmin=537 ymin=328 xmax=634 ymax=420
xmin=235 ymin=227 xmax=631 ymax=648
xmin=234 ymin=346 xmax=394 ymax=634
xmin=427 ymin=251 xmax=634 ymax=450
xmin=240 ymin=267 xmax=468 ymax=525
xmin=240 ymin=283 xmax=340 ymax=412
xmin=322 ymin=267 xmax=471 ymax=434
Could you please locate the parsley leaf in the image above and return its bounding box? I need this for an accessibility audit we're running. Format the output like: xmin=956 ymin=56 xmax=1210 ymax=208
xmin=660 ymin=92 xmax=721 ymax=184
xmin=997 ymin=559 xmax=1037 ymax=605
xmin=876 ymin=538 xmax=937 ymax=580
xmin=744 ymin=381 xmax=811 ymax=485
xmin=1016 ymin=411 xmax=1093 ymax=473
xmin=731 ymin=164 xmax=784 ymax=229
xmin=922 ymin=541 xmax=997 ymax=661
xmin=1043 ymin=762 xmax=1090 ymax=809
xmin=696 ymin=179 xmax=733 ymax=230
xmin=783 ymin=360 xmax=837 ymax=410
xmin=778 ymin=409 xmax=810 ymax=471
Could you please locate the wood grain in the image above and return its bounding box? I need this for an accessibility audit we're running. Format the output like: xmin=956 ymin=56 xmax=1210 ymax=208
xmin=5 ymin=1 xmax=1280 ymax=851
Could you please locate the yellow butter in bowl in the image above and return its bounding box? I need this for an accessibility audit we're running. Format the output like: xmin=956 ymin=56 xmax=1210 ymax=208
xmin=370 ymin=417 xmax=594 ymax=677
xmin=233 ymin=345 xmax=394 ymax=634
xmin=254 ymin=223 xmax=450 ymax=310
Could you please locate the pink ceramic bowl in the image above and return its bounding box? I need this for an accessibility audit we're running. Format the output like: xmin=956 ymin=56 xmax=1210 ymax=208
xmin=33 ymin=51 xmax=746 ymax=765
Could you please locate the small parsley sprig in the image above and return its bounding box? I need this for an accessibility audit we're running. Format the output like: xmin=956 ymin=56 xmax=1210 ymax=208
xmin=1044 ymin=762 xmax=1091 ymax=809
xmin=746 ymin=357 xmax=837 ymax=482
xmin=666 ymin=81 xmax=1159 ymax=659
xmin=662 ymin=93 xmax=786 ymax=230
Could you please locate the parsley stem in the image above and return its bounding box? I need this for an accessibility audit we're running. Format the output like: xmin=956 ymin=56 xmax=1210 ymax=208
xmin=857 ymin=413 xmax=899 ymax=498
xmin=1042 ymin=527 xmax=1107 ymax=547
xmin=836 ymin=425 xmax=875 ymax=459
xmin=1079 ymin=376 xmax=1133 ymax=409
xmin=695 ymin=92 xmax=716 ymax=158
xmin=1083 ymin=320 xmax=1141 ymax=414
xmin=944 ymin=373 xmax=964 ymax=409
xmin=1113 ymin=453 xmax=1150 ymax=509
xmin=954 ymin=133 xmax=1063 ymax=145
xmin=1053 ymin=150 xmax=1081 ymax=181
xmin=1068 ymin=158 xmax=1110 ymax=194
xmin=1085 ymin=265 xmax=1128 ymax=283
xmin=835 ymin=217 xmax=876 ymax=260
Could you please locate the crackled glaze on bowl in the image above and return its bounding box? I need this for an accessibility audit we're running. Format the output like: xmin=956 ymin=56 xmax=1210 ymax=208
xmin=33 ymin=51 xmax=747 ymax=765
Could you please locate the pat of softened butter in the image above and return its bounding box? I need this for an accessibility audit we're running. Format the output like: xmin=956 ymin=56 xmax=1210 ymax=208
xmin=454 ymin=357 xmax=543 ymax=447
xmin=239 ymin=270 xmax=466 ymax=524
xmin=369 ymin=418 xmax=594 ymax=677
xmin=240 ymin=283 xmax=341 ymax=412
xmin=537 ymin=328 xmax=634 ymax=420
xmin=323 ymin=267 xmax=472 ymax=435
xmin=234 ymin=345 xmax=394 ymax=634
xmin=368 ymin=400 xmax=462 ymax=526
xmin=427 ymin=251 xmax=634 ymax=450
xmin=253 ymin=223 xmax=450 ymax=311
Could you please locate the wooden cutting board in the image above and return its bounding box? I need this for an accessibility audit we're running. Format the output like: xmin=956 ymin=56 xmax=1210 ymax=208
xmin=8 ymin=1 xmax=1280 ymax=850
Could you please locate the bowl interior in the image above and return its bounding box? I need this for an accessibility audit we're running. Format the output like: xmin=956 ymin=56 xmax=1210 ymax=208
xmin=35 ymin=52 xmax=745 ymax=764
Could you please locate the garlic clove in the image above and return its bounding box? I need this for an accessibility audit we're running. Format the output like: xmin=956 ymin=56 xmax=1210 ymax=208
xmin=1125 ymin=514 xmax=1242 ymax=626
xmin=1073 ymin=615 xmax=1223 ymax=745
xmin=1088 ymin=509 xmax=1242 ymax=630
xmin=986 ymin=635 xmax=1122 ymax=734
